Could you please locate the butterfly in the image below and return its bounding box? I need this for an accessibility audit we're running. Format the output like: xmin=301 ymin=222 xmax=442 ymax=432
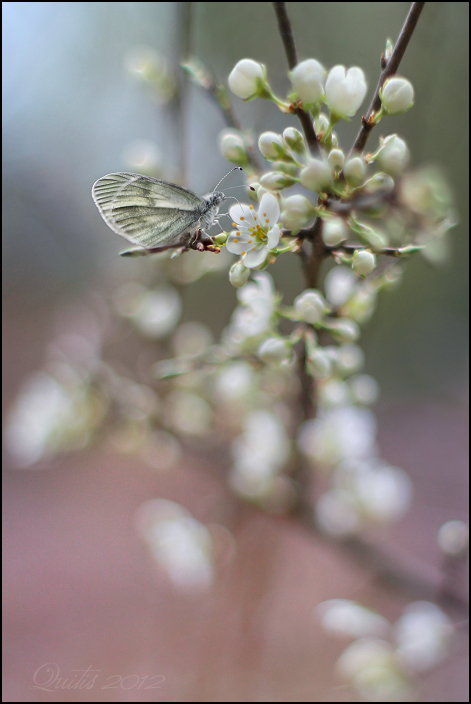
xmin=92 ymin=170 xmax=241 ymax=257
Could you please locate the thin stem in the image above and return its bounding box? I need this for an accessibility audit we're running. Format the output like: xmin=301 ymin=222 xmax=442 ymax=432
xmin=181 ymin=58 xmax=263 ymax=172
xmin=347 ymin=2 xmax=426 ymax=159
xmin=272 ymin=2 xmax=320 ymax=155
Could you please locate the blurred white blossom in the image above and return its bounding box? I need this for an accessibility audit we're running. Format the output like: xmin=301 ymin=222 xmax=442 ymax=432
xmin=393 ymin=602 xmax=454 ymax=672
xmin=317 ymin=599 xmax=390 ymax=639
xmin=136 ymin=500 xmax=214 ymax=592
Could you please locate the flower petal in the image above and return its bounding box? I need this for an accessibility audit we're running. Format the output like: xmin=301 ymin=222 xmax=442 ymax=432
xmin=266 ymin=224 xmax=281 ymax=249
xmin=244 ymin=245 xmax=269 ymax=268
xmin=229 ymin=203 xmax=256 ymax=227
xmin=226 ymin=232 xmax=255 ymax=255
xmin=258 ymin=192 xmax=280 ymax=225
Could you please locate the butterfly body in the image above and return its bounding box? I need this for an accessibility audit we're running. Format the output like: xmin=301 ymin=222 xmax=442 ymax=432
xmin=92 ymin=172 xmax=226 ymax=256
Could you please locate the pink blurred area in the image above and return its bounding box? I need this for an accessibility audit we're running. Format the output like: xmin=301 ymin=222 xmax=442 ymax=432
xmin=3 ymin=297 xmax=468 ymax=703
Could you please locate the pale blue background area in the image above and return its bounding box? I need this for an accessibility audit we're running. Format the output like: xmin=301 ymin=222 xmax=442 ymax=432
xmin=2 ymin=2 xmax=469 ymax=397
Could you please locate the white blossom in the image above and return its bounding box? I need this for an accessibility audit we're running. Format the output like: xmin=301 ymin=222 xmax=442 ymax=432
xmin=136 ymin=500 xmax=214 ymax=592
xmin=352 ymin=250 xmax=376 ymax=276
xmin=294 ymin=289 xmax=327 ymax=324
xmin=257 ymin=336 xmax=291 ymax=365
xmin=229 ymin=260 xmax=250 ymax=288
xmin=325 ymin=66 xmax=367 ymax=118
xmin=228 ymin=58 xmax=265 ymax=99
xmin=317 ymin=599 xmax=390 ymax=639
xmin=300 ymin=157 xmax=332 ymax=192
xmin=218 ymin=128 xmax=248 ymax=165
xmin=393 ymin=602 xmax=454 ymax=672
xmin=290 ymin=58 xmax=326 ymax=106
xmin=344 ymin=156 xmax=367 ymax=185
xmin=258 ymin=131 xmax=286 ymax=160
xmin=281 ymin=194 xmax=314 ymax=230
xmin=227 ymin=193 xmax=281 ymax=268
xmin=322 ymin=216 xmax=348 ymax=246
xmin=381 ymin=76 xmax=414 ymax=115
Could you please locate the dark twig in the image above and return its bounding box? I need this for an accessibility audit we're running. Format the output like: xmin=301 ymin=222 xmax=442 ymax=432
xmin=347 ymin=2 xmax=426 ymax=158
xmin=272 ymin=2 xmax=320 ymax=155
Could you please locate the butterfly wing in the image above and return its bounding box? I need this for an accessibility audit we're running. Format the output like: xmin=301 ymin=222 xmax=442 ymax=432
xmin=92 ymin=172 xmax=204 ymax=248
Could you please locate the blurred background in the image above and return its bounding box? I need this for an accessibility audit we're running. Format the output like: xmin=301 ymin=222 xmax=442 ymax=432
xmin=2 ymin=2 xmax=468 ymax=701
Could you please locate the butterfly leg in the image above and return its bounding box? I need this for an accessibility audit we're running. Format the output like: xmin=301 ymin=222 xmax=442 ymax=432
xmin=190 ymin=229 xmax=220 ymax=253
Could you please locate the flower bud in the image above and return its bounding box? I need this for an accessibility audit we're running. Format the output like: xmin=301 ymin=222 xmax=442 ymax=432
xmin=352 ymin=250 xmax=376 ymax=276
xmin=325 ymin=66 xmax=367 ymax=118
xmin=229 ymin=260 xmax=250 ymax=288
xmin=257 ymin=336 xmax=291 ymax=365
xmin=325 ymin=318 xmax=360 ymax=343
xmin=322 ymin=217 xmax=348 ymax=246
xmin=376 ymin=134 xmax=409 ymax=176
xmin=258 ymin=131 xmax=286 ymax=161
xmin=290 ymin=59 xmax=326 ymax=106
xmin=260 ymin=171 xmax=297 ymax=190
xmin=300 ymin=158 xmax=332 ymax=192
xmin=213 ymin=232 xmax=228 ymax=245
xmin=328 ymin=148 xmax=345 ymax=171
xmin=349 ymin=374 xmax=379 ymax=404
xmin=380 ymin=76 xmax=414 ymax=115
xmin=218 ymin=129 xmax=249 ymax=166
xmin=228 ymin=59 xmax=266 ymax=100
xmin=282 ymin=127 xmax=306 ymax=155
xmin=294 ymin=289 xmax=327 ymax=324
xmin=364 ymin=172 xmax=395 ymax=194
xmin=437 ymin=520 xmax=469 ymax=557
xmin=344 ymin=156 xmax=367 ymax=186
xmin=306 ymin=348 xmax=333 ymax=379
xmin=281 ymin=194 xmax=314 ymax=230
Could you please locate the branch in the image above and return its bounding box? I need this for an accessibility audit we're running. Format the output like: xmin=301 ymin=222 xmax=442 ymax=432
xmin=181 ymin=58 xmax=263 ymax=171
xmin=347 ymin=2 xmax=426 ymax=158
xmin=272 ymin=2 xmax=320 ymax=155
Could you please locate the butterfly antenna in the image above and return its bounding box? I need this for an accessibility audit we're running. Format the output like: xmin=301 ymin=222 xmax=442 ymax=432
xmin=212 ymin=167 xmax=243 ymax=192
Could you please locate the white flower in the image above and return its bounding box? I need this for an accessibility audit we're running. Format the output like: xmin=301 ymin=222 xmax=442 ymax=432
xmin=294 ymin=289 xmax=327 ymax=324
xmin=381 ymin=76 xmax=414 ymax=115
xmin=300 ymin=158 xmax=332 ymax=192
xmin=393 ymin=602 xmax=454 ymax=672
xmin=325 ymin=66 xmax=367 ymax=118
xmin=259 ymin=171 xmax=296 ymax=190
xmin=376 ymin=134 xmax=410 ymax=176
xmin=437 ymin=520 xmax=469 ymax=556
xmin=218 ymin=128 xmax=248 ymax=165
xmin=322 ymin=216 xmax=348 ymax=246
xmin=349 ymin=374 xmax=379 ymax=404
xmin=229 ymin=260 xmax=250 ymax=288
xmin=257 ymin=336 xmax=291 ymax=365
xmin=227 ymin=193 xmax=281 ymax=268
xmin=352 ymin=250 xmax=376 ymax=276
xmin=281 ymin=194 xmax=314 ymax=230
xmin=290 ymin=58 xmax=326 ymax=105
xmin=282 ymin=127 xmax=306 ymax=154
xmin=335 ymin=344 xmax=365 ymax=376
xmin=228 ymin=58 xmax=265 ymax=99
xmin=325 ymin=318 xmax=360 ymax=343
xmin=258 ymin=131 xmax=285 ymax=160
xmin=136 ymin=500 xmax=214 ymax=592
xmin=317 ymin=599 xmax=390 ymax=639
xmin=354 ymin=461 xmax=413 ymax=523
xmin=328 ymin=148 xmax=345 ymax=171
xmin=344 ymin=156 xmax=367 ymax=185
xmin=306 ymin=347 xmax=333 ymax=379
xmin=324 ymin=266 xmax=357 ymax=307
xmin=298 ymin=406 xmax=377 ymax=467
xmin=224 ymin=272 xmax=276 ymax=343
